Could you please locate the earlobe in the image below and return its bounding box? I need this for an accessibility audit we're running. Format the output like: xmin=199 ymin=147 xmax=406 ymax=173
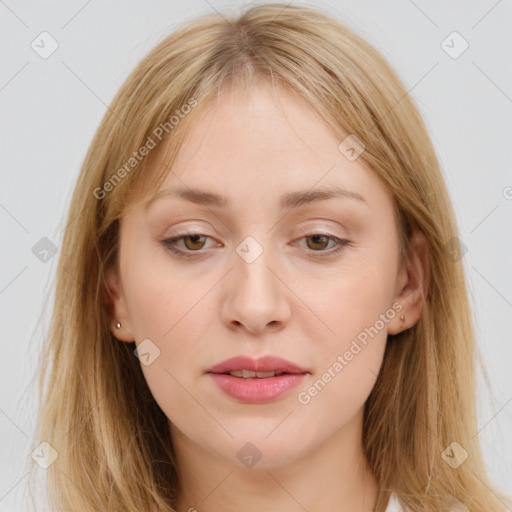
xmin=388 ymin=228 xmax=430 ymax=335
xmin=105 ymin=265 xmax=135 ymax=342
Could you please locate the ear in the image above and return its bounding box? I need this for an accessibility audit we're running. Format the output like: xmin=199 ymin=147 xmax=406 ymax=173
xmin=388 ymin=227 xmax=430 ymax=335
xmin=105 ymin=264 xmax=135 ymax=342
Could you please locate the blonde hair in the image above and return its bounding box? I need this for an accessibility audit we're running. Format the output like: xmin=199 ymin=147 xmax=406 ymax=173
xmin=29 ymin=3 xmax=511 ymax=511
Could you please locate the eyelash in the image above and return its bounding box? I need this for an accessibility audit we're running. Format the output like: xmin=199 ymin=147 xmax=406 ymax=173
xmin=160 ymin=231 xmax=351 ymax=259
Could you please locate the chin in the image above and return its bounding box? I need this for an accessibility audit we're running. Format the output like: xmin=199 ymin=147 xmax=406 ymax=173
xmin=207 ymin=429 xmax=311 ymax=470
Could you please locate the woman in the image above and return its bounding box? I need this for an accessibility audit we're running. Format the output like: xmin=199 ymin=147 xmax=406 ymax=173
xmin=30 ymin=3 xmax=511 ymax=511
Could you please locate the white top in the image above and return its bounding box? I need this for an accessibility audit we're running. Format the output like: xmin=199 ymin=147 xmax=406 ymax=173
xmin=386 ymin=492 xmax=467 ymax=512
xmin=385 ymin=493 xmax=407 ymax=512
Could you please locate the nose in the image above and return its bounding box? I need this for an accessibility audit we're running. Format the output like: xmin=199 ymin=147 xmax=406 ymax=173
xmin=221 ymin=245 xmax=291 ymax=335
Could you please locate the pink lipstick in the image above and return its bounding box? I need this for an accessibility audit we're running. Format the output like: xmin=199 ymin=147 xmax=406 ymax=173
xmin=206 ymin=355 xmax=309 ymax=403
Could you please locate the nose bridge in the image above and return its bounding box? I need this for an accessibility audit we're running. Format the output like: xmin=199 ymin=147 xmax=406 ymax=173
xmin=222 ymin=234 xmax=290 ymax=333
xmin=234 ymin=234 xmax=279 ymax=305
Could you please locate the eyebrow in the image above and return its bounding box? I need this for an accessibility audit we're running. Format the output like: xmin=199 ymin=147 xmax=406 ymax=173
xmin=148 ymin=185 xmax=367 ymax=210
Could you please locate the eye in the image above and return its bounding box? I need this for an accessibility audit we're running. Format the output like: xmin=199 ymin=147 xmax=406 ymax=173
xmin=294 ymin=233 xmax=350 ymax=256
xmin=161 ymin=232 xmax=216 ymax=257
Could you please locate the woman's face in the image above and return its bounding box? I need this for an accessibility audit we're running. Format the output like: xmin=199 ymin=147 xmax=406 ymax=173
xmin=107 ymin=81 xmax=422 ymax=469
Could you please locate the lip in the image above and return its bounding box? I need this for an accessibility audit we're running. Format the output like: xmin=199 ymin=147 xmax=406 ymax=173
xmin=206 ymin=355 xmax=310 ymax=404
xmin=206 ymin=355 xmax=308 ymax=374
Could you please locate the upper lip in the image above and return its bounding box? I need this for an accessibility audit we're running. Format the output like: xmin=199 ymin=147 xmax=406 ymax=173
xmin=206 ymin=355 xmax=309 ymax=374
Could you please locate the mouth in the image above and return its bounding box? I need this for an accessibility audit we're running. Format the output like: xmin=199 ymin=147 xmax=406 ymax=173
xmin=206 ymin=355 xmax=309 ymax=403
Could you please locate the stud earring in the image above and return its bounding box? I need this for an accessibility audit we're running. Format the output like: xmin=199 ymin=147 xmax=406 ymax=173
xmin=115 ymin=322 xmax=121 ymax=329
xmin=400 ymin=315 xmax=405 ymax=322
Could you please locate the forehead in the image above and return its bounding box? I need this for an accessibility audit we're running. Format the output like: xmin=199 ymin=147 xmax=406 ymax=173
xmin=142 ymin=81 xmax=392 ymax=218
xmin=174 ymin=81 xmax=336 ymax=164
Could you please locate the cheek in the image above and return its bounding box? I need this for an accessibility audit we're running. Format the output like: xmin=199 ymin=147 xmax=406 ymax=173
xmin=312 ymin=250 xmax=397 ymax=345
xmin=123 ymin=262 xmax=208 ymax=428
xmin=121 ymin=238 xmax=199 ymax=341
xmin=120 ymin=241 xmax=212 ymax=391
xmin=298 ymin=250 xmax=396 ymax=407
xmin=295 ymin=285 xmax=389 ymax=430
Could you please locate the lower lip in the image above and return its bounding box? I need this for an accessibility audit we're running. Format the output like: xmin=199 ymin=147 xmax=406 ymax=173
xmin=208 ymin=373 xmax=307 ymax=403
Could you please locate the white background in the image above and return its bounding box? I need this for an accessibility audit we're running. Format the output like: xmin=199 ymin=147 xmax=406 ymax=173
xmin=1 ymin=0 xmax=511 ymax=510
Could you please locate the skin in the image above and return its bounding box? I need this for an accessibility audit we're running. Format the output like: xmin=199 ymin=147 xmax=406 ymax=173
xmin=106 ymin=81 xmax=429 ymax=512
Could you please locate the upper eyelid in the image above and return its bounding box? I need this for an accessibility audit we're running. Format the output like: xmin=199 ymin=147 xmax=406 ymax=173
xmin=166 ymin=220 xmax=348 ymax=237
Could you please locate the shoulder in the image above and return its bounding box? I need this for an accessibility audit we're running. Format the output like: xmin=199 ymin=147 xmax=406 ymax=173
xmin=386 ymin=492 xmax=468 ymax=512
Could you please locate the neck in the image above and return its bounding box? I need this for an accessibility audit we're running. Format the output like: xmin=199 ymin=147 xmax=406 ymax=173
xmin=171 ymin=409 xmax=379 ymax=512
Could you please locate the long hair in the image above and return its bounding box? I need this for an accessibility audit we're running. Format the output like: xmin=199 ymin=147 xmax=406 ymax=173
xmin=29 ymin=3 xmax=511 ymax=511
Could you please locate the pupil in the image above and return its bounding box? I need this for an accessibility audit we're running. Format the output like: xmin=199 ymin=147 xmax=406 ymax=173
xmin=309 ymin=235 xmax=327 ymax=250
